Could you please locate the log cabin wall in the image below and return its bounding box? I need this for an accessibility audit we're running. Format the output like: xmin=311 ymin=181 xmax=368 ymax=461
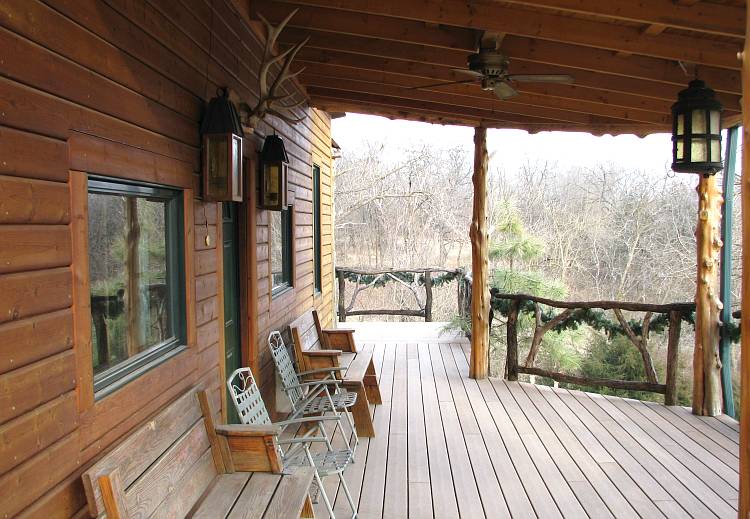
xmin=0 ymin=0 xmax=333 ymax=516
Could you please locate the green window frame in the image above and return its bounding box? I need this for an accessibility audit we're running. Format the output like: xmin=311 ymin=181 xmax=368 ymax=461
xmin=88 ymin=177 xmax=186 ymax=398
xmin=271 ymin=206 xmax=294 ymax=296
xmin=313 ymin=165 xmax=322 ymax=294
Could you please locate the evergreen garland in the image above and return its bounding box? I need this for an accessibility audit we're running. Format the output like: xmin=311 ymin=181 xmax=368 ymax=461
xmin=490 ymin=292 xmax=741 ymax=343
xmin=340 ymin=269 xmax=464 ymax=288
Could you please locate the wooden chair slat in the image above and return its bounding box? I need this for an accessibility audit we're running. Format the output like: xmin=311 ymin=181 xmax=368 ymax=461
xmin=124 ymin=420 xmax=213 ymax=518
xmin=82 ymin=389 xmax=209 ymax=516
xmin=148 ymin=450 xmax=217 ymax=519
xmin=191 ymin=473 xmax=251 ymax=519
xmin=227 ymin=473 xmax=281 ymax=519
xmin=262 ymin=467 xmax=316 ymax=519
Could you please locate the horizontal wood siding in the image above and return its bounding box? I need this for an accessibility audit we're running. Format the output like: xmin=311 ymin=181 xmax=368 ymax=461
xmin=0 ymin=0 xmax=333 ymax=515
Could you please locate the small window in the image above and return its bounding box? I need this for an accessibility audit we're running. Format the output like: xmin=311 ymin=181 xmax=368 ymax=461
xmin=88 ymin=177 xmax=186 ymax=396
xmin=313 ymin=165 xmax=322 ymax=293
xmin=270 ymin=207 xmax=293 ymax=295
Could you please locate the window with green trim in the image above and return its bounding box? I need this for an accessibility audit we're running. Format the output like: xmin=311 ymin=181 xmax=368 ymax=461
xmin=270 ymin=206 xmax=293 ymax=295
xmin=313 ymin=165 xmax=322 ymax=293
xmin=88 ymin=177 xmax=186 ymax=397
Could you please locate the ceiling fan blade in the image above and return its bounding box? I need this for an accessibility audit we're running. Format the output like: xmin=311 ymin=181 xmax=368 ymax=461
xmin=507 ymin=74 xmax=575 ymax=84
xmin=494 ymin=81 xmax=519 ymax=100
xmin=407 ymin=78 xmax=478 ymax=90
xmin=453 ymin=68 xmax=484 ymax=77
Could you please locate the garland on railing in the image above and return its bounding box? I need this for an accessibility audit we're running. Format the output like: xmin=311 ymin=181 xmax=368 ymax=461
xmin=339 ymin=269 xmax=465 ymax=288
xmin=490 ymin=292 xmax=741 ymax=343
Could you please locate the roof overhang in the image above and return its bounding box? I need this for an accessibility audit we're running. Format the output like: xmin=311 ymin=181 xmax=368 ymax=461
xmin=250 ymin=0 xmax=744 ymax=136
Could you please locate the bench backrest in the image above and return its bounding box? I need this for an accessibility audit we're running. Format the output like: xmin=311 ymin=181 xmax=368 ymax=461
xmin=289 ymin=309 xmax=325 ymax=371
xmin=82 ymin=388 xmax=221 ymax=518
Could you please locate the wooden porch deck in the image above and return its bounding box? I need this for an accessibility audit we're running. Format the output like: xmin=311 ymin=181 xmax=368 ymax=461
xmin=313 ymin=322 xmax=739 ymax=519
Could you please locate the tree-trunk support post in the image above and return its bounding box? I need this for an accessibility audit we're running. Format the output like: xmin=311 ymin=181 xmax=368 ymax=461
xmin=693 ymin=174 xmax=724 ymax=416
xmin=506 ymin=300 xmax=519 ymax=382
xmin=665 ymin=310 xmax=682 ymax=406
xmin=424 ymin=269 xmax=433 ymax=322
xmin=337 ymin=269 xmax=347 ymax=322
xmin=470 ymin=126 xmax=490 ymax=379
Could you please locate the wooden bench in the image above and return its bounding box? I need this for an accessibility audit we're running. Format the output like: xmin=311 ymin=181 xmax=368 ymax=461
xmin=290 ymin=310 xmax=382 ymax=438
xmin=82 ymin=387 xmax=315 ymax=518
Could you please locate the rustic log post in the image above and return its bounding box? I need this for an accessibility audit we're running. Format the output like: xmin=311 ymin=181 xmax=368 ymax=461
xmin=693 ymin=174 xmax=724 ymax=416
xmin=470 ymin=126 xmax=490 ymax=379
xmin=337 ymin=269 xmax=346 ymax=322
xmin=739 ymin=14 xmax=750 ymax=516
xmin=424 ymin=269 xmax=433 ymax=322
xmin=665 ymin=310 xmax=682 ymax=406
xmin=506 ymin=300 xmax=519 ymax=381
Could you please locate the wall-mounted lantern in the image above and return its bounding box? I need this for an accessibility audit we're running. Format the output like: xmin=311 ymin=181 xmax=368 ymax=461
xmin=671 ymin=79 xmax=723 ymax=175
xmin=201 ymin=87 xmax=244 ymax=202
xmin=259 ymin=134 xmax=289 ymax=210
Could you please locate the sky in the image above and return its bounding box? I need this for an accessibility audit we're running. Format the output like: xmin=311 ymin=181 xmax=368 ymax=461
xmin=331 ymin=113 xmax=676 ymax=176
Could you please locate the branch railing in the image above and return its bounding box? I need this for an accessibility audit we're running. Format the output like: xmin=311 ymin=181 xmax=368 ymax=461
xmin=335 ymin=267 xmax=467 ymax=322
xmin=493 ymin=292 xmax=695 ymax=405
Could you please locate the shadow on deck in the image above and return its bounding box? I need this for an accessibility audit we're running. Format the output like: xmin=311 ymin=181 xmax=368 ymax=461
xmin=314 ymin=322 xmax=739 ymax=519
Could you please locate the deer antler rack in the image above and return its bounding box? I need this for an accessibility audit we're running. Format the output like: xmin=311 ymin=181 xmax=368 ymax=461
xmin=246 ymin=9 xmax=309 ymax=129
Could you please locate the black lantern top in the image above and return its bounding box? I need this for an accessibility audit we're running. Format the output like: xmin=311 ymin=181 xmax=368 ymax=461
xmin=671 ymin=79 xmax=723 ymax=175
xmin=261 ymin=134 xmax=289 ymax=164
xmin=200 ymin=87 xmax=244 ymax=138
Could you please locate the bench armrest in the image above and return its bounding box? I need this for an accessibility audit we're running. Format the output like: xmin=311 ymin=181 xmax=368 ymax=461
xmin=214 ymin=424 xmax=283 ymax=474
xmin=215 ymin=424 xmax=281 ymax=437
xmin=321 ymin=329 xmax=357 ymax=352
xmin=304 ymin=349 xmax=343 ymax=357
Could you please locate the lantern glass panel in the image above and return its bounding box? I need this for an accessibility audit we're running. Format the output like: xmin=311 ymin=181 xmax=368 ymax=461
xmin=710 ymin=139 xmax=721 ymax=163
xmin=676 ymin=139 xmax=684 ymax=160
xmin=231 ymin=135 xmax=242 ymax=199
xmin=264 ymin=163 xmax=281 ymax=207
xmin=206 ymin=135 xmax=228 ymax=195
xmin=692 ymin=110 xmax=706 ymax=134
xmin=710 ymin=110 xmax=720 ymax=133
xmin=691 ymin=138 xmax=707 ymax=162
xmin=676 ymin=114 xmax=685 ymax=135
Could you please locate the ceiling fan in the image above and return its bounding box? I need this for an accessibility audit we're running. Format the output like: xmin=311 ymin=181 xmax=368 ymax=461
xmin=413 ymin=45 xmax=575 ymax=100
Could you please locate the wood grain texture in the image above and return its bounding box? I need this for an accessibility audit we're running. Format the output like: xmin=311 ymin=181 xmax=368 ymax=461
xmin=0 ymin=308 xmax=73 ymax=375
xmin=0 ymin=175 xmax=70 ymax=224
xmin=0 ymin=267 xmax=72 ymax=324
xmin=0 ymin=350 xmax=76 ymax=424
xmin=470 ymin=126 xmax=489 ymax=379
xmin=0 ymin=225 xmax=72 ymax=274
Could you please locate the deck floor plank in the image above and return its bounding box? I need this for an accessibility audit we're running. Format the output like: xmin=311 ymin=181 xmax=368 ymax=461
xmin=305 ymin=322 xmax=739 ymax=519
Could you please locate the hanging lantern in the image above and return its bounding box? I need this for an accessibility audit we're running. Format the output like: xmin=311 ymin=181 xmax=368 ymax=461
xmin=200 ymin=87 xmax=244 ymax=202
xmin=671 ymin=79 xmax=723 ymax=175
xmin=259 ymin=134 xmax=289 ymax=211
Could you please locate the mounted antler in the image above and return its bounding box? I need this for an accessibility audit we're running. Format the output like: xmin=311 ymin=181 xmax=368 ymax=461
xmin=245 ymin=9 xmax=309 ymax=129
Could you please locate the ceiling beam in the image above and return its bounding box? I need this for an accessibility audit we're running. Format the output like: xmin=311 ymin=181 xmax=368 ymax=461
xmin=310 ymin=95 xmax=667 ymax=136
xmin=259 ymin=0 xmax=742 ymax=68
xmin=250 ymin=1 xmax=476 ymax=51
xmin=294 ymin=47 xmax=743 ymax=111
xmin=278 ymin=27 xmax=741 ymax=95
xmin=299 ymin=69 xmax=673 ymax=125
xmin=303 ymin=78 xmax=659 ymax=126
xmin=307 ymin=88 xmax=592 ymax=126
xmin=497 ymin=0 xmax=744 ymax=38
xmin=300 ymin=60 xmax=679 ymax=115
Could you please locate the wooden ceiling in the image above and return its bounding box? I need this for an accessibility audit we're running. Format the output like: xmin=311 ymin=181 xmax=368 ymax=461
xmin=250 ymin=0 xmax=745 ymax=135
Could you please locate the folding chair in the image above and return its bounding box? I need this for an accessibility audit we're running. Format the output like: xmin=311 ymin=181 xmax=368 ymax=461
xmin=268 ymin=330 xmax=359 ymax=455
xmin=227 ymin=367 xmax=358 ymax=519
